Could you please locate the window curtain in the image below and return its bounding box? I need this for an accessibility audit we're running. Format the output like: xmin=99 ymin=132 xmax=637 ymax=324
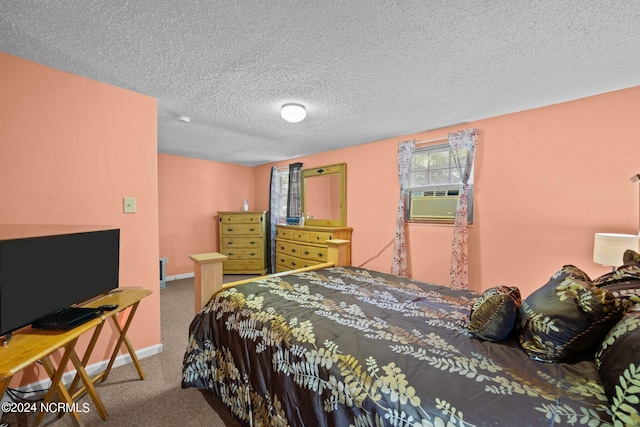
xmin=391 ymin=140 xmax=415 ymax=277
xmin=448 ymin=128 xmax=478 ymax=289
xmin=268 ymin=166 xmax=278 ymax=273
xmin=286 ymin=162 xmax=303 ymax=218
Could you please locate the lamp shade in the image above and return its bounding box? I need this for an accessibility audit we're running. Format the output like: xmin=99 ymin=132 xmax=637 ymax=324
xmin=593 ymin=233 xmax=640 ymax=267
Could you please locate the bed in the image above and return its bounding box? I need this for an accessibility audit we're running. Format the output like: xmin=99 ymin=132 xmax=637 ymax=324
xmin=182 ymin=260 xmax=640 ymax=427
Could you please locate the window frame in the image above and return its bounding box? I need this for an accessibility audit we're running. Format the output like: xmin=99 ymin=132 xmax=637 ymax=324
xmin=406 ymin=142 xmax=474 ymax=224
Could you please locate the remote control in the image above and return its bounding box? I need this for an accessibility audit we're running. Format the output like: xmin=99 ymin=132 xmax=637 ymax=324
xmin=98 ymin=304 xmax=118 ymax=311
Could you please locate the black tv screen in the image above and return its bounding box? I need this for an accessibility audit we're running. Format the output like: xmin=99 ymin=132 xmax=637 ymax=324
xmin=0 ymin=229 xmax=120 ymax=337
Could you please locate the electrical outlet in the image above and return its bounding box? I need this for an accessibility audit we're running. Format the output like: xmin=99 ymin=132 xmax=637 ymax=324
xmin=123 ymin=197 xmax=137 ymax=213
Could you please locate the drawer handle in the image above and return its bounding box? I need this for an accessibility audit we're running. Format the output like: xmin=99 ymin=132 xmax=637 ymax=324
xmin=227 ymin=241 xmax=233 ymax=245
xmin=249 ymin=252 xmax=256 ymax=256
xmin=279 ymin=246 xmax=285 ymax=250
xmin=249 ymin=227 xmax=256 ymax=232
xmin=227 ymin=227 xmax=234 ymax=232
xmin=304 ymin=250 xmax=310 ymax=255
xmin=228 ymin=252 xmax=234 ymax=256
xmin=291 ymin=248 xmax=297 ymax=253
xmin=250 ymin=241 xmax=256 ymax=245
xmin=291 ymin=261 xmax=297 ymax=267
xmin=318 ymin=253 xmax=324 ymax=258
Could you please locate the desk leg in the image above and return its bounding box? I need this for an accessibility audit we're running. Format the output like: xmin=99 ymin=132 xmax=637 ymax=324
xmin=100 ymin=302 xmax=145 ymax=383
xmin=36 ymin=341 xmax=109 ymax=425
xmin=0 ymin=377 xmax=9 ymax=403
xmin=37 ymin=343 xmax=81 ymax=427
xmin=69 ymin=349 xmax=108 ymax=420
xmin=69 ymin=320 xmax=106 ymax=396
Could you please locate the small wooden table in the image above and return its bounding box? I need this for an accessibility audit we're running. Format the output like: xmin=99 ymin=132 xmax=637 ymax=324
xmin=0 ymin=287 xmax=151 ymax=426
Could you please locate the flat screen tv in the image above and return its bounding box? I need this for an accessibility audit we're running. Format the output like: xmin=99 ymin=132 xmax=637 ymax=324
xmin=0 ymin=228 xmax=120 ymax=337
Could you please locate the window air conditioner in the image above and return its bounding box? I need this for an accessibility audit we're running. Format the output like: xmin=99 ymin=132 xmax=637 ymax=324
xmin=409 ymin=189 xmax=460 ymax=221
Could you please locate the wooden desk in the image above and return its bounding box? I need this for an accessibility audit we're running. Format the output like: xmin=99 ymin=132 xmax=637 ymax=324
xmin=0 ymin=288 xmax=151 ymax=426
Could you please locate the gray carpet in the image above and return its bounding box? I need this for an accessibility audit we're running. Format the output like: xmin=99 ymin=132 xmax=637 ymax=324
xmin=1 ymin=276 xmax=251 ymax=427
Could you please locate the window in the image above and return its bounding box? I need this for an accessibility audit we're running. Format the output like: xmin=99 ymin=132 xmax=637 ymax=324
xmin=407 ymin=143 xmax=474 ymax=223
xmin=273 ymin=168 xmax=289 ymax=224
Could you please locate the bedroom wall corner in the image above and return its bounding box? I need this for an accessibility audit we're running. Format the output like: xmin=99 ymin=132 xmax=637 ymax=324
xmin=158 ymin=154 xmax=255 ymax=277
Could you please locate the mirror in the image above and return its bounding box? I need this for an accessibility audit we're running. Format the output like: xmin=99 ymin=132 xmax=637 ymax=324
xmin=302 ymin=163 xmax=347 ymax=227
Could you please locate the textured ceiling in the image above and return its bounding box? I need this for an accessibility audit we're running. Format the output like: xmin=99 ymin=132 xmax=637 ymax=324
xmin=2 ymin=1 xmax=640 ymax=166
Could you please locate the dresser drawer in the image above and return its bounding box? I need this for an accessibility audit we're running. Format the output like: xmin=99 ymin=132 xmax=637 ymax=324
xmin=220 ymin=247 xmax=264 ymax=260
xmin=220 ymin=213 xmax=264 ymax=224
xmin=276 ymin=240 xmax=300 ymax=257
xmin=223 ymin=259 xmax=264 ymax=271
xmin=308 ymin=231 xmax=333 ymax=244
xmin=275 ymin=264 xmax=290 ymax=273
xmin=291 ymin=230 xmax=309 ymax=242
xmin=299 ymin=245 xmax=328 ymax=262
xmin=220 ymin=224 xmax=263 ymax=236
xmin=299 ymin=259 xmax=322 ymax=268
xmin=275 ymin=256 xmax=321 ymax=272
xmin=221 ymin=237 xmax=263 ymax=249
xmin=277 ymin=228 xmax=292 ymax=240
xmin=277 ymin=253 xmax=301 ymax=270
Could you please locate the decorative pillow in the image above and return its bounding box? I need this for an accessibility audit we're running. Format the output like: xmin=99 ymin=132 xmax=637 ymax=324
xmin=593 ymin=264 xmax=640 ymax=310
xmin=518 ymin=265 xmax=624 ymax=362
xmin=623 ymin=249 xmax=640 ymax=266
xmin=469 ymin=286 xmax=521 ymax=341
xmin=595 ymin=306 xmax=640 ymax=426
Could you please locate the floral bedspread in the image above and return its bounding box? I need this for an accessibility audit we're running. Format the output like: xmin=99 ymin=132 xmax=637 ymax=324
xmin=182 ymin=267 xmax=612 ymax=426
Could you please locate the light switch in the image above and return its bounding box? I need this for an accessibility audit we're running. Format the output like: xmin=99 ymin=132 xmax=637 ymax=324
xmin=123 ymin=197 xmax=137 ymax=213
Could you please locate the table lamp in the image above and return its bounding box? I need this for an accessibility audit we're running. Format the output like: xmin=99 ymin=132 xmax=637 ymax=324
xmin=593 ymin=232 xmax=640 ymax=270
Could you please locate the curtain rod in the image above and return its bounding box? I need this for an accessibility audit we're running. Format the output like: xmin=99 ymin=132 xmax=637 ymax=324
xmin=415 ymin=135 xmax=448 ymax=146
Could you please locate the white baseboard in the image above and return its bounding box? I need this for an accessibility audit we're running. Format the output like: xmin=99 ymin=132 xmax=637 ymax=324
xmin=166 ymin=272 xmax=194 ymax=281
xmin=1 ymin=343 xmax=163 ymax=403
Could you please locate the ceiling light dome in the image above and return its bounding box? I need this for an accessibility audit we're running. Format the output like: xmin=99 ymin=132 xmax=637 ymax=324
xmin=280 ymin=103 xmax=306 ymax=123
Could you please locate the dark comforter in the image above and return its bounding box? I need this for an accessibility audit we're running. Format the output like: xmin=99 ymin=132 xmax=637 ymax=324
xmin=182 ymin=267 xmax=611 ymax=426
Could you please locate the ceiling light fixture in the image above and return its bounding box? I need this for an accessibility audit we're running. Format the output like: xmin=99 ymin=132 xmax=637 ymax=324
xmin=177 ymin=116 xmax=191 ymax=123
xmin=280 ymin=103 xmax=306 ymax=123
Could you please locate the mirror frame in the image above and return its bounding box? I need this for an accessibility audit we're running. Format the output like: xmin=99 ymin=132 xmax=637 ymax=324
xmin=301 ymin=163 xmax=347 ymax=227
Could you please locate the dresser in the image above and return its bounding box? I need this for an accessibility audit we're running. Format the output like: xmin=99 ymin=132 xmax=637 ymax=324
xmin=218 ymin=211 xmax=268 ymax=274
xmin=275 ymin=224 xmax=352 ymax=272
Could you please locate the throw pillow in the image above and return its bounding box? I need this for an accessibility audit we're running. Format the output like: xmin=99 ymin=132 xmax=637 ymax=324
xmin=593 ymin=264 xmax=640 ymax=310
xmin=469 ymin=286 xmax=521 ymax=341
xmin=623 ymin=249 xmax=640 ymax=266
xmin=595 ymin=306 xmax=640 ymax=426
xmin=518 ymin=265 xmax=624 ymax=362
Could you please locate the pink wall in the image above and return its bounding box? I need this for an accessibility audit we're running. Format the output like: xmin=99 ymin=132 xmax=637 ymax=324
xmin=254 ymin=86 xmax=640 ymax=297
xmin=0 ymin=53 xmax=160 ymax=385
xmin=158 ymin=154 xmax=255 ymax=276
xmin=156 ymin=85 xmax=639 ymax=300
